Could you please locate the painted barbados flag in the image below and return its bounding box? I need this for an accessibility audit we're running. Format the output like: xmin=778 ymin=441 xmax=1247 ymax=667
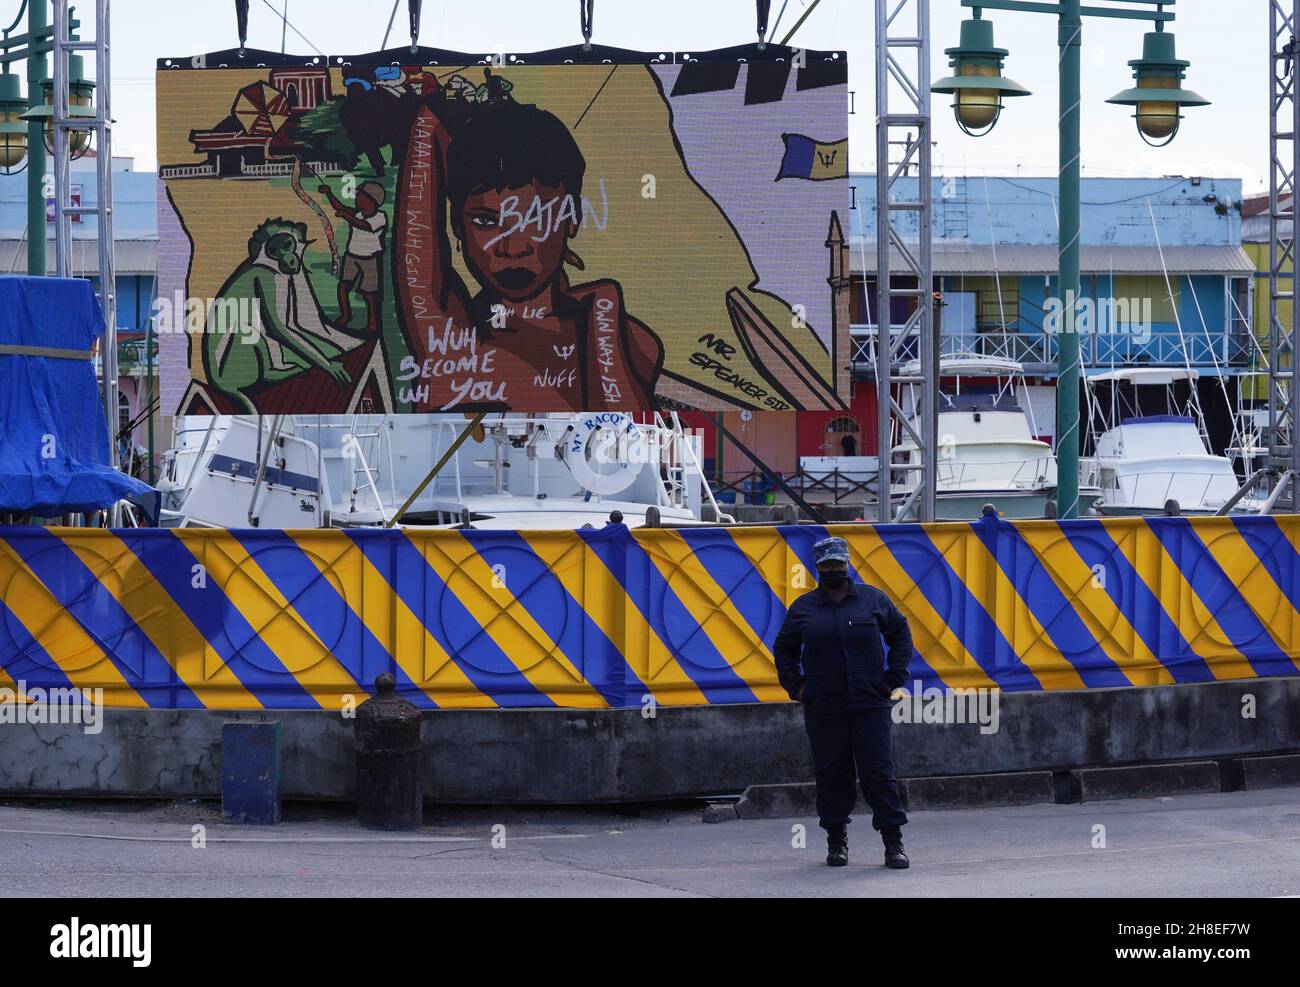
xmin=776 ymin=133 xmax=848 ymax=181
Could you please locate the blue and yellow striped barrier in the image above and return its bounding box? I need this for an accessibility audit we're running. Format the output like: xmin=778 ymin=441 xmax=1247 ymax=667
xmin=1 ymin=515 xmax=1298 ymax=709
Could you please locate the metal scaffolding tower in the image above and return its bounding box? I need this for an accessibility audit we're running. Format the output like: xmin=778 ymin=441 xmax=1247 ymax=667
xmin=874 ymin=0 xmax=936 ymax=522
xmin=1269 ymin=0 xmax=1299 ymax=512
xmin=50 ymin=0 xmax=116 ymax=471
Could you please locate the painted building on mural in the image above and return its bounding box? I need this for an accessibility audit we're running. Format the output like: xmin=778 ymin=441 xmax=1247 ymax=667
xmin=688 ymin=174 xmax=1253 ymax=479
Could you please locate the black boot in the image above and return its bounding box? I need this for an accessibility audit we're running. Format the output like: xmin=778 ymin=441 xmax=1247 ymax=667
xmin=882 ymin=827 xmax=909 ymax=869
xmin=825 ymin=824 xmax=848 ymax=867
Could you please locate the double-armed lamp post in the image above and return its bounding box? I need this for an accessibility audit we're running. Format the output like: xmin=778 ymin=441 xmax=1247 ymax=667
xmin=931 ymin=0 xmax=1206 ymax=518
xmin=0 ymin=1 xmax=94 ymax=277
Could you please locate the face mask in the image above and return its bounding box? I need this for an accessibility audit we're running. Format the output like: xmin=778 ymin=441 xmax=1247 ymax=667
xmin=819 ymin=571 xmax=849 ymax=590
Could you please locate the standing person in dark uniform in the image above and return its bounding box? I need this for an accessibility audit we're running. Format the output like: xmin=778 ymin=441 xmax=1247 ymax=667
xmin=773 ymin=536 xmax=912 ymax=869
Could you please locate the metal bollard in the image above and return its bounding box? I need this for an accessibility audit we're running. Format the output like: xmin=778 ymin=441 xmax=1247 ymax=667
xmin=354 ymin=673 xmax=423 ymax=830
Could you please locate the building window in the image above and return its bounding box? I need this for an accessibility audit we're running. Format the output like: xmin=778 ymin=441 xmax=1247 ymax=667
xmin=978 ymin=282 xmax=1018 ymax=329
xmin=959 ymin=276 xmax=1019 ymax=330
xmin=1113 ymin=275 xmax=1178 ymax=324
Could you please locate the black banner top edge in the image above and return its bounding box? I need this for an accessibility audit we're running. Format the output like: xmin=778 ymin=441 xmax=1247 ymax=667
xmin=157 ymin=43 xmax=847 ymax=71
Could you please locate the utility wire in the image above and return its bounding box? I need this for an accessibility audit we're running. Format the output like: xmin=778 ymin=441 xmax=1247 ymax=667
xmin=780 ymin=0 xmax=823 ymax=46
xmin=381 ymin=0 xmax=400 ymax=49
xmin=259 ymin=0 xmax=323 ymax=55
xmin=768 ymin=0 xmax=791 ymax=43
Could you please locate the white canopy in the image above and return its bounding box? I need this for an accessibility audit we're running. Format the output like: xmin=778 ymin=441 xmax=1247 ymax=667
xmin=1088 ymin=367 xmax=1200 ymax=385
xmin=898 ymin=355 xmax=1026 ymax=377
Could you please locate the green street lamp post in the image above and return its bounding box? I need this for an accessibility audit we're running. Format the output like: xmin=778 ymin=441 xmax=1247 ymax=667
xmin=1106 ymin=23 xmax=1209 ymax=146
xmin=932 ymin=0 xmax=1206 ymax=519
xmin=0 ymin=69 xmax=27 ymax=172
xmin=930 ymin=10 xmax=1030 ymax=136
xmin=26 ymin=0 xmax=44 ymax=278
xmin=1 ymin=2 xmax=86 ymax=277
xmin=22 ymin=49 xmax=95 ymax=156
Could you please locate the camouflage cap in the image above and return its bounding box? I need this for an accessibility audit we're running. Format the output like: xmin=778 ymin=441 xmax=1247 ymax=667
xmin=812 ymin=536 xmax=850 ymax=565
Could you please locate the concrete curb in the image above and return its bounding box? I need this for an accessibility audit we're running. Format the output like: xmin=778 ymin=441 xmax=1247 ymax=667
xmin=701 ymin=803 xmax=739 ymax=824
xmin=4 ymin=677 xmax=1299 ymax=803
xmin=905 ymin=771 xmax=1055 ymax=809
xmin=1230 ymin=753 xmax=1300 ymax=790
xmin=1071 ymin=760 xmax=1220 ymax=801
xmin=722 ymin=760 xmax=1271 ymax=820
xmin=730 ymin=770 xmax=1057 ymax=820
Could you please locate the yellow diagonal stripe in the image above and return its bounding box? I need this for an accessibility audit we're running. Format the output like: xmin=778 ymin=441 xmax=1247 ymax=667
xmin=1014 ymin=522 xmax=1168 ymax=686
xmin=0 ymin=538 xmax=147 ymax=707
xmin=410 ymin=531 xmax=608 ymax=708
xmin=0 ymin=664 xmax=25 ymax=698
xmin=178 ymin=530 xmax=363 ymax=708
xmin=61 ymin=533 xmax=263 ymax=709
xmin=520 ymin=530 xmax=709 ymax=706
xmin=1118 ymin=521 xmax=1257 ymax=681
xmin=827 ymin=524 xmax=1000 ymax=692
xmin=635 ymin=531 xmax=788 ymax=702
xmin=1189 ymin=519 xmax=1300 ymax=674
xmin=930 ymin=523 xmax=1075 ymax=689
xmin=289 ymin=532 xmax=497 ymax=708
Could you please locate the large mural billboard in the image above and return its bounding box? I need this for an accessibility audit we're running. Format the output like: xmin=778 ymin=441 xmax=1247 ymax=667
xmin=156 ymin=49 xmax=850 ymax=414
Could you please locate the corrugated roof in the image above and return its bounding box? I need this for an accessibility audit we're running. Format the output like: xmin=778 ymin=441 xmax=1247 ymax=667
xmin=0 ymin=238 xmax=156 ymax=275
xmin=850 ymin=242 xmax=1255 ymax=276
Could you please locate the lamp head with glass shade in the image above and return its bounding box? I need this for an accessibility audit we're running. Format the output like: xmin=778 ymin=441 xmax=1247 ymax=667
xmin=930 ymin=11 xmax=1030 ymax=137
xmin=0 ymin=71 xmax=28 ymax=175
xmin=20 ymin=53 xmax=95 ymax=160
xmin=1106 ymin=26 xmax=1208 ymax=146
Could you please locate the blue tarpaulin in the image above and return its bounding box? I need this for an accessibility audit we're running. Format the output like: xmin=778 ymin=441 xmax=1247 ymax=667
xmin=0 ymin=276 xmax=155 ymax=517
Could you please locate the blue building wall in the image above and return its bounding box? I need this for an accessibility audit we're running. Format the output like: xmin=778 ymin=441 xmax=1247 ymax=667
xmin=850 ymin=176 xmax=1247 ymax=369
xmin=0 ymin=167 xmax=157 ymax=332
xmin=850 ymin=175 xmax=1242 ymax=246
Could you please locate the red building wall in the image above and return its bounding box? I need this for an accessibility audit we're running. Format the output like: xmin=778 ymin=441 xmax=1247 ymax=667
xmin=679 ymin=382 xmax=880 ymax=477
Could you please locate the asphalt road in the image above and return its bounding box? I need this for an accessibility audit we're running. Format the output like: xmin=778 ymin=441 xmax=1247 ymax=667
xmin=1 ymin=787 xmax=1298 ymax=897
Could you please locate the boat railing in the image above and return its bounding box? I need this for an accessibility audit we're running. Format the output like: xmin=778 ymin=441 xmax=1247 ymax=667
xmin=1078 ymin=456 xmax=1103 ymax=490
xmin=933 ymin=456 xmax=1056 ymax=490
xmin=852 ymin=321 xmax=1251 ymax=371
xmin=851 ymin=325 xmax=1047 ymax=368
xmin=1110 ymin=469 xmax=1241 ymax=511
xmin=709 ymin=467 xmax=880 ymax=505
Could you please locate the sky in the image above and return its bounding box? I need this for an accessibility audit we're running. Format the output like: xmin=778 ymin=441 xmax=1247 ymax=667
xmin=81 ymin=0 xmax=1268 ymax=191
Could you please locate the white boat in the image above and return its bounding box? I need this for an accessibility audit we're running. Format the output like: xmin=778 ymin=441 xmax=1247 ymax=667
xmin=1082 ymin=368 xmax=1249 ymax=516
xmin=890 ymin=356 xmax=1081 ymax=520
xmin=158 ymin=412 xmax=731 ymax=530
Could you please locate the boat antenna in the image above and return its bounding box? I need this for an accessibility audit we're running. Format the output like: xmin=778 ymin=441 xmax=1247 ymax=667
xmin=1144 ymin=198 xmax=1209 ymax=432
xmin=767 ymin=0 xmax=791 ymax=44
xmin=1181 ymin=274 xmax=1250 ymax=464
xmin=779 ymin=0 xmax=824 ymax=46
xmin=982 ymin=173 xmax=1009 ymax=358
xmin=1145 ymin=198 xmax=1247 ymax=462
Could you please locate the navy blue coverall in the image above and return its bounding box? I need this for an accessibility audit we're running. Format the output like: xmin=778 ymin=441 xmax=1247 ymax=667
xmin=773 ymin=581 xmax=912 ymax=832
